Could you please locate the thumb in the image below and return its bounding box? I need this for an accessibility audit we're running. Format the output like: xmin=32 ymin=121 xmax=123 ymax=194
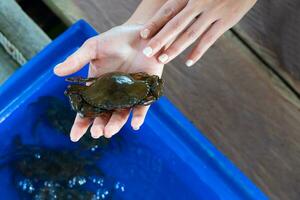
xmin=54 ymin=39 xmax=97 ymax=77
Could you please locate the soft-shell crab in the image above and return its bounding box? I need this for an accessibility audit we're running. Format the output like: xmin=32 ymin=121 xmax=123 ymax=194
xmin=65 ymin=72 xmax=163 ymax=117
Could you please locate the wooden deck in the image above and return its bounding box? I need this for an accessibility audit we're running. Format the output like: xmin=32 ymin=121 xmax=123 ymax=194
xmin=72 ymin=1 xmax=300 ymax=199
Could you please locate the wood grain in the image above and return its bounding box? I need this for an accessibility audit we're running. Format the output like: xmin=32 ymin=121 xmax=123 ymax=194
xmin=0 ymin=0 xmax=51 ymax=84
xmin=0 ymin=0 xmax=50 ymax=60
xmin=0 ymin=47 xmax=18 ymax=84
xmin=49 ymin=1 xmax=300 ymax=199
xmin=234 ymin=0 xmax=300 ymax=93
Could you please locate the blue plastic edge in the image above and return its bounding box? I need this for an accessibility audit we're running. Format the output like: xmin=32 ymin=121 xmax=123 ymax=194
xmin=0 ymin=19 xmax=268 ymax=200
xmin=0 ymin=20 xmax=95 ymax=122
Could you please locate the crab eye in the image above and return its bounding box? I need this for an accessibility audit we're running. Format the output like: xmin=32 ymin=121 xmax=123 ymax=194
xmin=113 ymin=75 xmax=134 ymax=85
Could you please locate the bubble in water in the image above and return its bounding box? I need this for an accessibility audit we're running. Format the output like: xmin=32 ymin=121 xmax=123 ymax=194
xmin=28 ymin=185 xmax=35 ymax=193
xmin=121 ymin=186 xmax=125 ymax=192
xmin=18 ymin=179 xmax=35 ymax=193
xmin=78 ymin=177 xmax=86 ymax=185
xmin=90 ymin=177 xmax=104 ymax=186
xmin=97 ymin=179 xmax=104 ymax=186
xmin=90 ymin=145 xmax=99 ymax=152
xmin=68 ymin=179 xmax=75 ymax=188
xmin=114 ymin=181 xmax=125 ymax=192
xmin=34 ymin=153 xmax=41 ymax=159
xmin=92 ymin=188 xmax=111 ymax=200
xmin=68 ymin=176 xmax=87 ymax=188
xmin=115 ymin=182 xmax=120 ymax=189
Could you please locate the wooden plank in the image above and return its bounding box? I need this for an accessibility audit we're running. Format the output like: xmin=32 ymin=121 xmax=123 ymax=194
xmin=233 ymin=0 xmax=300 ymax=94
xmin=0 ymin=0 xmax=51 ymax=84
xmin=0 ymin=0 xmax=50 ymax=61
xmin=0 ymin=46 xmax=18 ymax=84
xmin=54 ymin=1 xmax=300 ymax=199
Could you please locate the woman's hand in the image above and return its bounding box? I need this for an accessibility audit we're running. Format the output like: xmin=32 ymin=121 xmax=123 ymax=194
xmin=140 ymin=0 xmax=257 ymax=66
xmin=54 ymin=24 xmax=164 ymax=141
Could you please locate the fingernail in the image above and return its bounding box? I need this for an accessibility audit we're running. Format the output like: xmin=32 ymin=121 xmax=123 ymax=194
xmin=132 ymin=126 xmax=140 ymax=131
xmin=70 ymin=136 xmax=79 ymax=142
xmin=91 ymin=130 xmax=102 ymax=139
xmin=143 ymin=47 xmax=153 ymax=57
xmin=158 ymin=54 xmax=169 ymax=63
xmin=185 ymin=60 xmax=194 ymax=67
xmin=140 ymin=29 xmax=150 ymax=39
xmin=104 ymin=126 xmax=118 ymax=138
xmin=53 ymin=65 xmax=60 ymax=74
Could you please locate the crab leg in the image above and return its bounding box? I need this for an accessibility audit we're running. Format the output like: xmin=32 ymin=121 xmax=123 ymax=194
xmin=130 ymin=72 xmax=152 ymax=81
xmin=139 ymin=95 xmax=156 ymax=106
xmin=65 ymin=76 xmax=98 ymax=83
xmin=64 ymin=84 xmax=86 ymax=95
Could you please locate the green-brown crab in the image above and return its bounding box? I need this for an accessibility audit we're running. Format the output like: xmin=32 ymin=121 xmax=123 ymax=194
xmin=65 ymin=72 xmax=163 ymax=118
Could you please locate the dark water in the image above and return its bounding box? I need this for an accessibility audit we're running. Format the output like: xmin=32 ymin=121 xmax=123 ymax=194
xmin=0 ymin=96 xmax=127 ymax=199
xmin=0 ymin=96 xmax=219 ymax=200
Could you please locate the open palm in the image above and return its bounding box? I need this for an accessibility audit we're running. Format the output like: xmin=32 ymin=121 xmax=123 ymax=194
xmin=54 ymin=24 xmax=164 ymax=141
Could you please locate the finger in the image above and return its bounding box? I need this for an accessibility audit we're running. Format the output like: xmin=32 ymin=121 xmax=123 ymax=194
xmin=164 ymin=35 xmax=177 ymax=50
xmin=163 ymin=15 xmax=199 ymax=51
xmin=70 ymin=114 xmax=93 ymax=142
xmin=186 ymin=20 xmax=227 ymax=66
xmin=131 ymin=106 xmax=150 ymax=130
xmin=90 ymin=113 xmax=111 ymax=139
xmin=158 ymin=13 xmax=216 ymax=64
xmin=54 ymin=38 xmax=97 ymax=76
xmin=104 ymin=110 xmax=130 ymax=138
xmin=140 ymin=0 xmax=187 ymax=40
xmin=143 ymin=7 xmax=199 ymax=59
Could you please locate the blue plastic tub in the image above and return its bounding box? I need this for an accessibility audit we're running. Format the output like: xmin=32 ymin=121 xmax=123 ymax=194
xmin=0 ymin=20 xmax=267 ymax=200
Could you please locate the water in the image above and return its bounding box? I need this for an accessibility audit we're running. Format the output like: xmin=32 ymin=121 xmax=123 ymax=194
xmin=0 ymin=96 xmax=219 ymax=200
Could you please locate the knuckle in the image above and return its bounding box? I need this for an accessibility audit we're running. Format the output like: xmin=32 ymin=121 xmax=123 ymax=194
xmin=203 ymin=32 xmax=215 ymax=43
xmin=186 ymin=29 xmax=198 ymax=39
xmin=75 ymin=121 xmax=86 ymax=128
xmin=194 ymin=43 xmax=204 ymax=54
xmin=116 ymin=110 xmax=129 ymax=118
xmin=163 ymin=6 xmax=175 ymax=19
xmin=168 ymin=45 xmax=180 ymax=55
xmin=83 ymin=38 xmax=97 ymax=48
xmin=151 ymin=39 xmax=163 ymax=49
xmin=66 ymin=55 xmax=77 ymax=64
xmin=221 ymin=21 xmax=233 ymax=31
xmin=148 ymin=21 xmax=158 ymax=30
xmin=83 ymin=38 xmax=97 ymax=59
xmin=187 ymin=0 xmax=206 ymax=11
xmin=194 ymin=48 xmax=203 ymax=58
xmin=134 ymin=113 xmax=143 ymax=119
xmin=170 ymin=20 xmax=181 ymax=29
xmin=186 ymin=3 xmax=200 ymax=13
xmin=212 ymin=0 xmax=229 ymax=13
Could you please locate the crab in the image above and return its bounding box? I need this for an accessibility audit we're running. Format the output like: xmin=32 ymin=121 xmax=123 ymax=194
xmin=6 ymin=140 xmax=123 ymax=199
xmin=64 ymin=72 xmax=163 ymax=118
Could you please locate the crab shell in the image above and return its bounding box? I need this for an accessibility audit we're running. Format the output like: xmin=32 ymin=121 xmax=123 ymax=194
xmin=65 ymin=72 xmax=163 ymax=117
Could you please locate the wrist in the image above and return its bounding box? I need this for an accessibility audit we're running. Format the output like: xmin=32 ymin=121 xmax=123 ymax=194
xmin=124 ymin=0 xmax=167 ymax=26
xmin=123 ymin=18 xmax=144 ymax=26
